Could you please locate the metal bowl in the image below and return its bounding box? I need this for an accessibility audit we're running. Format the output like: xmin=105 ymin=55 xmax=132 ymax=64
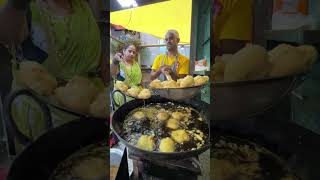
xmin=150 ymin=84 xmax=206 ymax=101
xmin=211 ymin=75 xmax=305 ymax=121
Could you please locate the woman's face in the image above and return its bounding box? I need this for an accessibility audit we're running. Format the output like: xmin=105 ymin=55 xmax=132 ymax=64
xmin=123 ymin=45 xmax=136 ymax=61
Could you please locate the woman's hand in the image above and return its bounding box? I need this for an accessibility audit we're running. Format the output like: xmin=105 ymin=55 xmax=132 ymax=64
xmin=111 ymin=53 xmax=123 ymax=78
xmin=113 ymin=53 xmax=123 ymax=64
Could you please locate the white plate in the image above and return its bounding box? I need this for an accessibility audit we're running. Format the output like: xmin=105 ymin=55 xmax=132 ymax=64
xmin=110 ymin=148 xmax=133 ymax=176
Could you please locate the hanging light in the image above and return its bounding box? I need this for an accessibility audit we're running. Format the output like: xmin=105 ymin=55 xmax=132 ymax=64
xmin=117 ymin=0 xmax=138 ymax=8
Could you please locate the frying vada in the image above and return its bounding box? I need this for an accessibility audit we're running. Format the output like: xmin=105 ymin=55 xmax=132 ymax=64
xmin=166 ymin=118 xmax=179 ymax=130
xmin=136 ymin=135 xmax=155 ymax=151
xmin=138 ymin=89 xmax=152 ymax=99
xmin=171 ymin=130 xmax=190 ymax=143
xmin=157 ymin=112 xmax=169 ymax=121
xmin=133 ymin=111 xmax=145 ymax=120
xmin=159 ymin=137 xmax=175 ymax=152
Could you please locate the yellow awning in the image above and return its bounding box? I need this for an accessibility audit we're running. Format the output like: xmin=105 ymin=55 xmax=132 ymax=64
xmin=110 ymin=0 xmax=192 ymax=43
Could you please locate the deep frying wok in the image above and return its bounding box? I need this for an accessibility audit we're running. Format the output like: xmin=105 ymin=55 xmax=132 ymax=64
xmin=7 ymin=118 xmax=108 ymax=180
xmin=212 ymin=133 xmax=301 ymax=180
xmin=6 ymin=88 xmax=109 ymax=120
xmin=212 ymin=118 xmax=320 ymax=180
xmin=211 ymin=75 xmax=305 ymax=121
xmin=111 ymin=96 xmax=210 ymax=160
xmin=3 ymin=88 xmax=108 ymax=156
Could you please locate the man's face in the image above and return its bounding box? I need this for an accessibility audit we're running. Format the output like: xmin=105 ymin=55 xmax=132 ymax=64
xmin=165 ymin=33 xmax=179 ymax=51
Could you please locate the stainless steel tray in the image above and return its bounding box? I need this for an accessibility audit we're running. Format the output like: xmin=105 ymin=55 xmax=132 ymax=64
xmin=211 ymin=74 xmax=306 ymax=121
xmin=149 ymin=84 xmax=205 ymax=101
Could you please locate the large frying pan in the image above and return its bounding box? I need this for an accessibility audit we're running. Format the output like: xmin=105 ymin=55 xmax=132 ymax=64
xmin=6 ymin=88 xmax=108 ymax=120
xmin=3 ymin=88 xmax=108 ymax=156
xmin=111 ymin=96 xmax=210 ymax=161
xmin=211 ymin=74 xmax=306 ymax=121
xmin=212 ymin=118 xmax=320 ymax=180
xmin=6 ymin=118 xmax=108 ymax=180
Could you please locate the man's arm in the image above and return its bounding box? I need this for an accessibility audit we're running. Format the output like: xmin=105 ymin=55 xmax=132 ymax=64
xmin=150 ymin=69 xmax=162 ymax=81
xmin=151 ymin=64 xmax=176 ymax=81
xmin=169 ymin=71 xmax=187 ymax=80
xmin=0 ymin=1 xmax=29 ymax=45
xmin=167 ymin=69 xmax=179 ymax=81
xmin=177 ymin=74 xmax=187 ymax=79
xmin=150 ymin=55 xmax=162 ymax=80
xmin=152 ymin=65 xmax=187 ymax=81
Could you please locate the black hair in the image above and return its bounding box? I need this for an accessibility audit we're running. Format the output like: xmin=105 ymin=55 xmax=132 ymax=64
xmin=123 ymin=44 xmax=136 ymax=51
xmin=111 ymin=37 xmax=142 ymax=55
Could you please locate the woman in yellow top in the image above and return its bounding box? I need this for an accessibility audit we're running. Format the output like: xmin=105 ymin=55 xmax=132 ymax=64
xmin=110 ymin=43 xmax=142 ymax=109
xmin=151 ymin=30 xmax=190 ymax=81
xmin=111 ymin=44 xmax=142 ymax=87
xmin=214 ymin=0 xmax=253 ymax=55
xmin=8 ymin=0 xmax=105 ymax=153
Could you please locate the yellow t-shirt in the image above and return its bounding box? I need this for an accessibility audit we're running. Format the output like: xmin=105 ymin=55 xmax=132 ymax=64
xmin=214 ymin=0 xmax=253 ymax=43
xmin=151 ymin=53 xmax=190 ymax=75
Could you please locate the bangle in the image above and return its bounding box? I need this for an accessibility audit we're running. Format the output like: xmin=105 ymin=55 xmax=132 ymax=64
xmin=9 ymin=0 xmax=30 ymax=11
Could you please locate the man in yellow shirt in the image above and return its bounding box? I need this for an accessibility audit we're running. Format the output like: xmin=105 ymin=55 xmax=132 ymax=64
xmin=214 ymin=0 xmax=253 ymax=55
xmin=151 ymin=30 xmax=190 ymax=81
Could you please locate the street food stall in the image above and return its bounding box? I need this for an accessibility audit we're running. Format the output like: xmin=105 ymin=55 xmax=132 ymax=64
xmin=109 ymin=0 xmax=211 ymax=179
